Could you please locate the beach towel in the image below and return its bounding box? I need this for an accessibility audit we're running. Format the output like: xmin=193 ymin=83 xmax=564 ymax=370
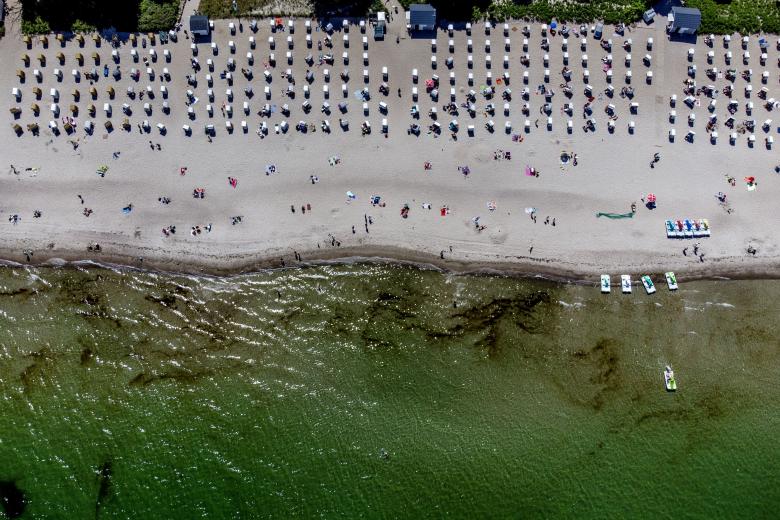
xmin=596 ymin=212 xmax=634 ymax=219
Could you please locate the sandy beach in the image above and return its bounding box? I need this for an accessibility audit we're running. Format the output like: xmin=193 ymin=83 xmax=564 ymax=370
xmin=2 ymin=0 xmax=780 ymax=282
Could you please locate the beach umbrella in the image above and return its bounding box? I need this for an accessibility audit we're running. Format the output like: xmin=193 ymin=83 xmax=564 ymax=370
xmin=30 ymin=103 xmax=39 ymax=113
xmin=21 ymin=54 xmax=30 ymax=65
xmin=647 ymin=193 xmax=656 ymax=203
xmin=75 ymin=53 xmax=84 ymax=65
xmin=56 ymin=52 xmax=65 ymax=63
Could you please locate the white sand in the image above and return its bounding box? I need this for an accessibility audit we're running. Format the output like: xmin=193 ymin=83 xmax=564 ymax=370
xmin=1 ymin=2 xmax=779 ymax=281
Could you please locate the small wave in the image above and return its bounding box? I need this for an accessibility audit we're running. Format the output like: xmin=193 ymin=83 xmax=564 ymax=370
xmin=705 ymin=301 xmax=736 ymax=308
xmin=558 ymin=300 xmax=584 ymax=308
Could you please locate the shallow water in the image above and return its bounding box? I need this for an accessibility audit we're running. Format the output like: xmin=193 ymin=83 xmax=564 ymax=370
xmin=0 ymin=265 xmax=778 ymax=518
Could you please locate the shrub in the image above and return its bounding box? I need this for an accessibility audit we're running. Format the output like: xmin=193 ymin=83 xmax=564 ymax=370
xmin=71 ymin=19 xmax=97 ymax=33
xmin=22 ymin=16 xmax=51 ymax=34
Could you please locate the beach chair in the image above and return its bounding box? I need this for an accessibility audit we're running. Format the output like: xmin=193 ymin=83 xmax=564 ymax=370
xmin=665 ymin=220 xmax=677 ymax=239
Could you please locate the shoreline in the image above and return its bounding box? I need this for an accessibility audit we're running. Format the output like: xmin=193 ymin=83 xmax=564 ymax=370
xmin=2 ymin=244 xmax=778 ymax=283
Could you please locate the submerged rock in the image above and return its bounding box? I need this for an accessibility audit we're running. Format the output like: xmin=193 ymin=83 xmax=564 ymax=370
xmin=0 ymin=480 xmax=27 ymax=519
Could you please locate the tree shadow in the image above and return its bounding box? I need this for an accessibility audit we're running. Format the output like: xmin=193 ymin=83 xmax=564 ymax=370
xmin=21 ymin=0 xmax=140 ymax=32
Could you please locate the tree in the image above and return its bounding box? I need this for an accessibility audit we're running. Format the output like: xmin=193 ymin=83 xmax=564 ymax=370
xmin=138 ymin=0 xmax=178 ymax=32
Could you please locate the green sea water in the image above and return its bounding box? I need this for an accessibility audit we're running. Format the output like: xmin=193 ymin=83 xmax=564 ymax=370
xmin=0 ymin=264 xmax=778 ymax=518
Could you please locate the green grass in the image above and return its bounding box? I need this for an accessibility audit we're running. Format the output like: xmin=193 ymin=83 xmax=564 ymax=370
xmin=197 ymin=0 xmax=270 ymax=18
xmin=196 ymin=0 xmax=780 ymax=35
xmin=686 ymin=0 xmax=780 ymax=34
xmin=482 ymin=1 xmax=652 ymax=25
